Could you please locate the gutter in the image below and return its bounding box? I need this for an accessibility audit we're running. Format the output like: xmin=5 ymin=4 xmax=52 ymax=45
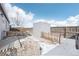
xmin=0 ymin=3 xmax=10 ymax=23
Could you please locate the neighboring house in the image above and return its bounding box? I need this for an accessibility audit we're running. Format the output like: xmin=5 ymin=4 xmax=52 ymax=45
xmin=0 ymin=4 xmax=10 ymax=40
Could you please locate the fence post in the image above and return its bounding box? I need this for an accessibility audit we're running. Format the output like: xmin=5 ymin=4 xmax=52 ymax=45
xmin=59 ymin=33 xmax=61 ymax=44
xmin=64 ymin=27 xmax=66 ymax=38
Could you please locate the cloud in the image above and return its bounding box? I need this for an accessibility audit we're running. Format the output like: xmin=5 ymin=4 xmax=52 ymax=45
xmin=2 ymin=3 xmax=34 ymax=27
xmin=66 ymin=15 xmax=79 ymax=26
xmin=34 ymin=15 xmax=79 ymax=27
xmin=2 ymin=3 xmax=79 ymax=28
xmin=34 ymin=19 xmax=66 ymax=27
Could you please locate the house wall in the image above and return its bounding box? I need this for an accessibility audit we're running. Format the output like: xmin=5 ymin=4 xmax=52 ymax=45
xmin=0 ymin=10 xmax=9 ymax=40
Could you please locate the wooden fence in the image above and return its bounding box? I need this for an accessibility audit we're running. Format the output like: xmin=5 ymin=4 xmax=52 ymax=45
xmin=41 ymin=32 xmax=61 ymax=44
xmin=51 ymin=26 xmax=79 ymax=38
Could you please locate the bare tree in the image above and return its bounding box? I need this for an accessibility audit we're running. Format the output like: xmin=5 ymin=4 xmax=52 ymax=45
xmin=15 ymin=10 xmax=24 ymax=47
xmin=15 ymin=10 xmax=21 ymax=26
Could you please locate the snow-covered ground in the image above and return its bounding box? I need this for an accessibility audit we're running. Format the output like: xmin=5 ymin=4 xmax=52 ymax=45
xmin=44 ymin=38 xmax=79 ymax=56
xmin=1 ymin=36 xmax=75 ymax=56
xmin=39 ymin=43 xmax=59 ymax=55
xmin=23 ymin=36 xmax=59 ymax=55
xmin=0 ymin=36 xmax=59 ymax=55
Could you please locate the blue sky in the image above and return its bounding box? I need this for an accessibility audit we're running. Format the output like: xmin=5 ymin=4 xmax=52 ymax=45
xmin=15 ymin=3 xmax=79 ymax=20
xmin=5 ymin=3 xmax=79 ymax=27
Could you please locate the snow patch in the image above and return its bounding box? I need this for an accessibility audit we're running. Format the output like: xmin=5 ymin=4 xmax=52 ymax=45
xmin=22 ymin=36 xmax=59 ymax=55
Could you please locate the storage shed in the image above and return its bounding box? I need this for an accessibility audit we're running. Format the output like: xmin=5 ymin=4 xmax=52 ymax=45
xmin=33 ymin=22 xmax=50 ymax=38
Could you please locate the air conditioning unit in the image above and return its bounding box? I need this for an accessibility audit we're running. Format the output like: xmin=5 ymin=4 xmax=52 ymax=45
xmin=0 ymin=31 xmax=6 ymax=40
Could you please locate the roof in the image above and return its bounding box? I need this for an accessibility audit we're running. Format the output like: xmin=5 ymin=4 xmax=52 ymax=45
xmin=0 ymin=3 xmax=10 ymax=23
xmin=34 ymin=22 xmax=50 ymax=26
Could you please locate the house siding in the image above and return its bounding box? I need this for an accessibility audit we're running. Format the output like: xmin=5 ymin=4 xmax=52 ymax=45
xmin=0 ymin=5 xmax=10 ymax=40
